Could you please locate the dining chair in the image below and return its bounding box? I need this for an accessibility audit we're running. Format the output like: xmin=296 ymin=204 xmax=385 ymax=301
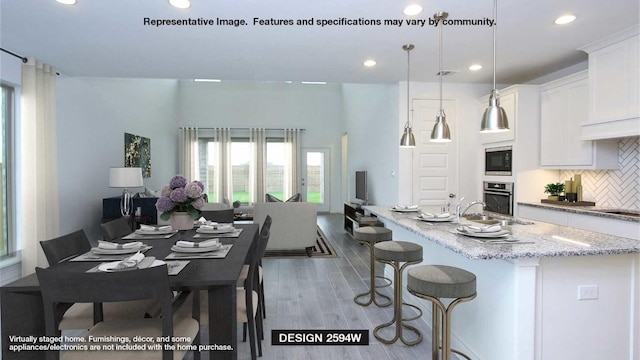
xmin=36 ymin=265 xmax=199 ymax=360
xmin=191 ymin=221 xmax=270 ymax=360
xmin=100 ymin=216 xmax=133 ymax=240
xmin=39 ymin=229 xmax=161 ymax=331
xmin=238 ymin=215 xmax=272 ymax=320
xmin=199 ymin=208 xmax=235 ymax=223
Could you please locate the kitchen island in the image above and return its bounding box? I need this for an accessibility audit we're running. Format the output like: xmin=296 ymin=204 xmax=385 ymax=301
xmin=364 ymin=205 xmax=640 ymax=360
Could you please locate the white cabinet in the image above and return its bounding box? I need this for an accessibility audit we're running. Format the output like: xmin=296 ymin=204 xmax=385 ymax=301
xmin=540 ymin=71 xmax=618 ymax=169
xmin=579 ymin=26 xmax=640 ymax=140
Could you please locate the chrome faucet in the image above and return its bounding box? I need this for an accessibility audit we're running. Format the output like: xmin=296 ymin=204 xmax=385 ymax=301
xmin=455 ymin=198 xmax=486 ymax=222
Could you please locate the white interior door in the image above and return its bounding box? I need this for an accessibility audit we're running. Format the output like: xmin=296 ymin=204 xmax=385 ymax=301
xmin=301 ymin=148 xmax=331 ymax=212
xmin=412 ymin=99 xmax=458 ymax=207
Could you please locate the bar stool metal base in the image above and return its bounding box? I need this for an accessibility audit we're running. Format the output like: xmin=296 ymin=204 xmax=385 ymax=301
xmin=408 ymin=289 xmax=476 ymax=360
xmin=354 ymin=240 xmax=393 ymax=307
xmin=373 ymin=258 xmax=423 ymax=346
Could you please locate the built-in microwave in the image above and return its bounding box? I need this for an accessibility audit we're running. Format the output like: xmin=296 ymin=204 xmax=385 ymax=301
xmin=485 ymin=146 xmax=512 ymax=176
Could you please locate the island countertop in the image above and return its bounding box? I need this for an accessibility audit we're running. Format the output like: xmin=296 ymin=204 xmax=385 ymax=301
xmin=363 ymin=206 xmax=640 ymax=260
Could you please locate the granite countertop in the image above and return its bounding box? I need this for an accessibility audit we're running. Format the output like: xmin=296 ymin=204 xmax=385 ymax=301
xmin=518 ymin=201 xmax=640 ymax=222
xmin=364 ymin=206 xmax=640 ymax=261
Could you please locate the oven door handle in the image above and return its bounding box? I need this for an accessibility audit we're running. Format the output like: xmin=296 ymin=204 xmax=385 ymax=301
xmin=484 ymin=190 xmax=512 ymax=196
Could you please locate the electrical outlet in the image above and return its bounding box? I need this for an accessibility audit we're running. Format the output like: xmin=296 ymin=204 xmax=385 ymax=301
xmin=578 ymin=285 xmax=598 ymax=300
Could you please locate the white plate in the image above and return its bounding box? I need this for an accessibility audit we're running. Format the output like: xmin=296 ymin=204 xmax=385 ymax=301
xmin=417 ymin=216 xmax=455 ymax=222
xmin=91 ymin=246 xmax=147 ymax=255
xmin=135 ymin=228 xmax=174 ymax=235
xmin=98 ymin=258 xmax=164 ymax=272
xmin=196 ymin=227 xmax=235 ymax=234
xmin=171 ymin=244 xmax=223 ymax=253
xmin=455 ymin=229 xmax=510 ymax=238
xmin=390 ymin=208 xmax=420 ymax=213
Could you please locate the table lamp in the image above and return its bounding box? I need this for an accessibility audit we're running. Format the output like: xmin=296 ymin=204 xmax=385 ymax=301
xmin=109 ymin=167 xmax=144 ymax=217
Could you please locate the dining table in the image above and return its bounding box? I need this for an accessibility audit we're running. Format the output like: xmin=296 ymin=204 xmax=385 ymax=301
xmin=0 ymin=223 xmax=259 ymax=360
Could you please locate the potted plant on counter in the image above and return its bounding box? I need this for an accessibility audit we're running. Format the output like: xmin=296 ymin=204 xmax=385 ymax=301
xmin=544 ymin=183 xmax=565 ymax=201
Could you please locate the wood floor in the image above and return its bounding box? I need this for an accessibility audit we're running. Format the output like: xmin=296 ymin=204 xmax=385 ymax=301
xmin=223 ymin=213 xmax=461 ymax=360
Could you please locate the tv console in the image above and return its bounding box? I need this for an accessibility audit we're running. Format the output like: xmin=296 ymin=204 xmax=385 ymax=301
xmin=343 ymin=202 xmax=383 ymax=237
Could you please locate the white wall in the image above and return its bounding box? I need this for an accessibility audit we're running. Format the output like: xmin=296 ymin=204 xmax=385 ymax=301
xmin=176 ymin=80 xmax=345 ymax=212
xmin=342 ymin=83 xmax=399 ymax=206
xmin=56 ymin=77 xmax=179 ymax=240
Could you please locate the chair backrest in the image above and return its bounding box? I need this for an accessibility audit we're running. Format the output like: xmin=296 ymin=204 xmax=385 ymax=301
xmin=36 ymin=265 xmax=174 ymax=360
xmin=199 ymin=208 xmax=235 ymax=223
xmin=246 ymin=215 xmax=271 ymax=290
xmin=39 ymin=229 xmax=91 ymax=265
xmin=100 ymin=217 xmax=132 ymax=240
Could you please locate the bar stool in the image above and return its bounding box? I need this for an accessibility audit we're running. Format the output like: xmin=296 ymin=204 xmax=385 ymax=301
xmin=373 ymin=241 xmax=424 ymax=345
xmin=353 ymin=226 xmax=393 ymax=307
xmin=407 ymin=265 xmax=477 ymax=360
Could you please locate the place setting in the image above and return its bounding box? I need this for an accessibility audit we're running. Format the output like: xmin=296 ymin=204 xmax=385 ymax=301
xmin=390 ymin=204 xmax=421 ymax=213
xmin=453 ymin=224 xmax=532 ymax=244
xmin=165 ymin=238 xmax=233 ymax=259
xmin=193 ymin=221 xmax=243 ymax=238
xmin=121 ymin=224 xmax=178 ymax=240
xmin=71 ymin=240 xmax=153 ymax=261
xmin=85 ymin=251 xmax=189 ymax=275
xmin=416 ymin=211 xmax=455 ymax=223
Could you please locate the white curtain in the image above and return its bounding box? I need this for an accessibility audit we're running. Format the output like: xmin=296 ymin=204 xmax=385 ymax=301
xmin=21 ymin=58 xmax=59 ymax=275
xmin=178 ymin=127 xmax=199 ymax=181
xmin=250 ymin=128 xmax=266 ymax=203
xmin=284 ymin=128 xmax=301 ymax=198
xmin=214 ymin=128 xmax=232 ymax=204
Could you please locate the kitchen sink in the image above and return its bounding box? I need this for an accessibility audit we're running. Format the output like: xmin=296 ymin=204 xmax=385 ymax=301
xmin=463 ymin=214 xmax=534 ymax=225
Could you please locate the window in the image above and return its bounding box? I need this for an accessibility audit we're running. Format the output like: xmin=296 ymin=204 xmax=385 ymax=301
xmin=266 ymin=140 xmax=285 ymax=200
xmin=230 ymin=139 xmax=251 ymax=203
xmin=0 ymin=85 xmax=14 ymax=257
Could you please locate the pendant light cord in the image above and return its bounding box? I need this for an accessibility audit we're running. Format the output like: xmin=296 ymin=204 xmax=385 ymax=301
xmin=406 ymin=46 xmax=411 ymax=128
xmin=492 ymin=0 xmax=497 ymax=89
xmin=439 ymin=17 xmax=443 ymax=112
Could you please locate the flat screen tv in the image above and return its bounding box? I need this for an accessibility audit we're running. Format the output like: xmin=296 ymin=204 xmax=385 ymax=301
xmin=355 ymin=171 xmax=368 ymax=205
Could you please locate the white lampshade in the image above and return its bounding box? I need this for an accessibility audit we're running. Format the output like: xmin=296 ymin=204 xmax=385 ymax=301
xmin=109 ymin=167 xmax=143 ymax=188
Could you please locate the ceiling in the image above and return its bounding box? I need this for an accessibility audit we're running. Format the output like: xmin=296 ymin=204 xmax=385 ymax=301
xmin=1 ymin=0 xmax=638 ymax=84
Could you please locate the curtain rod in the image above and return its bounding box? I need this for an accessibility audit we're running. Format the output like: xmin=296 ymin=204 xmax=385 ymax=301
xmin=179 ymin=127 xmax=305 ymax=131
xmin=0 ymin=48 xmax=28 ymax=63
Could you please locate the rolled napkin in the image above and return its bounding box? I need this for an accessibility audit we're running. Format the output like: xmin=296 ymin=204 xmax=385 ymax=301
xmin=115 ymin=252 xmax=145 ymax=269
xmin=419 ymin=211 xmax=451 ymax=218
xmin=196 ymin=217 xmax=208 ymax=224
xmin=98 ymin=241 xmax=143 ymax=250
xmin=139 ymin=224 xmax=172 ymax=231
xmin=176 ymin=239 xmax=220 ymax=248
xmin=199 ymin=223 xmax=233 ymax=231
xmin=394 ymin=205 xmax=419 ymax=210
xmin=459 ymin=224 xmax=502 ymax=233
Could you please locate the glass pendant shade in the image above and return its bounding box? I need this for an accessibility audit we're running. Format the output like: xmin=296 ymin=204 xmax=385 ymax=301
xmin=480 ymin=90 xmax=509 ymax=132
xmin=430 ymin=110 xmax=451 ymax=142
xmin=400 ymin=127 xmax=416 ymax=147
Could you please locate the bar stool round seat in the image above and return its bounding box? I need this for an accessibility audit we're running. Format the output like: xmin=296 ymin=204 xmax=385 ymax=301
xmin=407 ymin=265 xmax=477 ymax=360
xmin=352 ymin=226 xmax=393 ymax=307
xmin=373 ymin=240 xmax=424 ymax=346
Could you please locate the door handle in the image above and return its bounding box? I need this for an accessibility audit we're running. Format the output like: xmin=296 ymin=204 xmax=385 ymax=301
xmin=449 ymin=193 xmax=456 ymax=198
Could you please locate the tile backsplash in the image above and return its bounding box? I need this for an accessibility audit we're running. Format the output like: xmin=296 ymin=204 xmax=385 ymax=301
xmin=560 ymin=137 xmax=640 ymax=210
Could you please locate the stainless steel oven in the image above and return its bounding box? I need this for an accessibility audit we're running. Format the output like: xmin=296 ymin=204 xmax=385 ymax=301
xmin=483 ymin=181 xmax=514 ymax=216
xmin=485 ymin=145 xmax=512 ymax=176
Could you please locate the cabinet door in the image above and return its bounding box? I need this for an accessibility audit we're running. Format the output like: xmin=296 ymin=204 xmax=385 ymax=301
xmin=540 ymin=88 xmax=566 ymax=165
xmin=564 ymin=81 xmax=592 ymax=165
xmin=480 ymin=92 xmax=516 ymax=144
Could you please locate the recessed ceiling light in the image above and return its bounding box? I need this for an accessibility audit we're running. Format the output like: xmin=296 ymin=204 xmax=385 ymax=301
xmin=56 ymin=0 xmax=76 ymax=5
xmin=555 ymin=14 xmax=576 ymax=25
xmin=169 ymin=0 xmax=191 ymax=9
xmin=363 ymin=60 xmax=377 ymax=67
xmin=403 ymin=4 xmax=423 ymax=16
xmin=301 ymin=81 xmax=327 ymax=85
xmin=193 ymin=79 xmax=221 ymax=82
xmin=469 ymin=64 xmax=483 ymax=71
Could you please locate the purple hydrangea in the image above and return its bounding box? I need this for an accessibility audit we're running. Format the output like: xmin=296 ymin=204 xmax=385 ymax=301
xmin=155 ymin=197 xmax=175 ymax=213
xmin=170 ymin=188 xmax=188 ymax=203
xmin=192 ymin=197 xmax=205 ymax=210
xmin=160 ymin=185 xmax=172 ymax=198
xmin=169 ymin=175 xmax=187 ymax=190
xmin=185 ymin=182 xmax=203 ymax=199
xmin=194 ymin=180 xmax=205 ymax=191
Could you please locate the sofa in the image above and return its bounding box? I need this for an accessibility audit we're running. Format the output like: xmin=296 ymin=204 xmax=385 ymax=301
xmin=252 ymin=202 xmax=317 ymax=254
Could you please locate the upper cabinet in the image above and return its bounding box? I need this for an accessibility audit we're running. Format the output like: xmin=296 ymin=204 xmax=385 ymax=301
xmin=479 ymin=85 xmax=539 ymax=145
xmin=579 ymin=26 xmax=639 ymax=140
xmin=540 ymin=71 xmax=618 ymax=169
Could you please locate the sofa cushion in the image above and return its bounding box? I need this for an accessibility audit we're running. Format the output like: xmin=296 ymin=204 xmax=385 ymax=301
xmin=253 ymin=202 xmax=317 ymax=251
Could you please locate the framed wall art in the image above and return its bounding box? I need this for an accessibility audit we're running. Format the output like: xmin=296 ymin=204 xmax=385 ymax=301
xmin=124 ymin=132 xmax=151 ymax=178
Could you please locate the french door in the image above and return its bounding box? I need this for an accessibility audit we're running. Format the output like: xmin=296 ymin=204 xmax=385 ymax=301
xmin=301 ymin=148 xmax=330 ymax=212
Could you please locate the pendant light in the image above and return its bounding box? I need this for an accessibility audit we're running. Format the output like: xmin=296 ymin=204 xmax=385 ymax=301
xmin=480 ymin=0 xmax=509 ymax=133
xmin=400 ymin=44 xmax=416 ymax=148
xmin=430 ymin=12 xmax=451 ymax=143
